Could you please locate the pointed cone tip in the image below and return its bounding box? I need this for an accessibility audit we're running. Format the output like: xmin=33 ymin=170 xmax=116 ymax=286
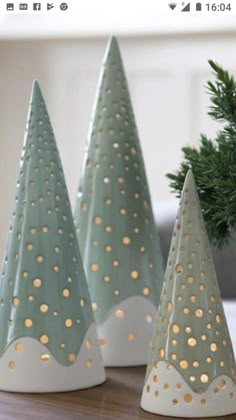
xmin=108 ymin=35 xmax=118 ymax=47
xmin=186 ymin=168 xmax=194 ymax=178
xmin=104 ymin=35 xmax=121 ymax=63
xmin=183 ymin=169 xmax=196 ymax=190
xmin=32 ymin=80 xmax=42 ymax=94
xmin=32 ymin=79 xmax=40 ymax=88
xmin=30 ymin=80 xmax=45 ymax=106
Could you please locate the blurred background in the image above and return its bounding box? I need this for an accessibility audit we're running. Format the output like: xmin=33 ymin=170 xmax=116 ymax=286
xmin=0 ymin=1 xmax=236 ymax=264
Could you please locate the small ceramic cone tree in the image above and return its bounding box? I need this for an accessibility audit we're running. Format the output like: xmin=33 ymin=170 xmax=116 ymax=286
xmin=0 ymin=81 xmax=105 ymax=392
xmin=141 ymin=170 xmax=236 ymax=417
xmin=74 ymin=36 xmax=164 ymax=367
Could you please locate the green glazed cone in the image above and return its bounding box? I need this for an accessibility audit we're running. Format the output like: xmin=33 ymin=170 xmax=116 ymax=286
xmin=141 ymin=170 xmax=236 ymax=417
xmin=0 ymin=81 xmax=105 ymax=392
xmin=74 ymin=37 xmax=164 ymax=366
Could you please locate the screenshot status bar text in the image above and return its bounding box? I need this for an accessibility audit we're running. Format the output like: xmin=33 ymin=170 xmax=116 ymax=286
xmin=168 ymin=1 xmax=232 ymax=12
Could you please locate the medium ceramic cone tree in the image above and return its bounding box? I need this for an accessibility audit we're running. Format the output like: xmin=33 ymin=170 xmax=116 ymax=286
xmin=74 ymin=37 xmax=164 ymax=366
xmin=141 ymin=170 xmax=236 ymax=417
xmin=0 ymin=81 xmax=105 ymax=392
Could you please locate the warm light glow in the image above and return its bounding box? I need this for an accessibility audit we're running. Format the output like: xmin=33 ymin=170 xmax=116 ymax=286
xmin=115 ymin=309 xmax=125 ymax=318
xmin=40 ymin=335 xmax=49 ymax=344
xmin=41 ymin=353 xmax=50 ymax=362
xmin=65 ymin=318 xmax=73 ymax=327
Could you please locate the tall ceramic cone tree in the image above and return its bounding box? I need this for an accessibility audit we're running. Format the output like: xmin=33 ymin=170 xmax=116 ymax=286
xmin=141 ymin=170 xmax=236 ymax=417
xmin=0 ymin=81 xmax=105 ymax=392
xmin=74 ymin=37 xmax=164 ymax=366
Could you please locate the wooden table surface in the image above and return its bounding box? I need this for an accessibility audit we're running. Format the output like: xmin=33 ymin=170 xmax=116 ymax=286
xmin=1 ymin=367 xmax=236 ymax=420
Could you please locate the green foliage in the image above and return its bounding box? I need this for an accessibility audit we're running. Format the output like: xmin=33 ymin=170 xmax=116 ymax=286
xmin=167 ymin=60 xmax=236 ymax=248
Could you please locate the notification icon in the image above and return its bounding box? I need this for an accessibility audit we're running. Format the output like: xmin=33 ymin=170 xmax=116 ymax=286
xmin=33 ymin=3 xmax=41 ymax=10
xmin=6 ymin=3 xmax=14 ymax=10
xmin=60 ymin=2 xmax=68 ymax=10
xmin=19 ymin=3 xmax=28 ymax=10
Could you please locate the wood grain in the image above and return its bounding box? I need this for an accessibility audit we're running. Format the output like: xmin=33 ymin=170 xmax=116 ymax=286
xmin=0 ymin=367 xmax=235 ymax=419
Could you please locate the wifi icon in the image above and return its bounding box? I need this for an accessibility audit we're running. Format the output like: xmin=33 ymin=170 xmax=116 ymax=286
xmin=168 ymin=2 xmax=177 ymax=10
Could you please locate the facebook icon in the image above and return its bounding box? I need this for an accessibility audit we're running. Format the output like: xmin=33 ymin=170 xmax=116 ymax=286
xmin=33 ymin=3 xmax=41 ymax=10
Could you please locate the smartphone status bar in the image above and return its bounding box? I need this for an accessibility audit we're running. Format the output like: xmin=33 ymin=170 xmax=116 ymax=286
xmin=0 ymin=0 xmax=235 ymax=14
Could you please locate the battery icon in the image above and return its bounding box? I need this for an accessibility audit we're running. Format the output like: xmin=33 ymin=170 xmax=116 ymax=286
xmin=196 ymin=2 xmax=202 ymax=10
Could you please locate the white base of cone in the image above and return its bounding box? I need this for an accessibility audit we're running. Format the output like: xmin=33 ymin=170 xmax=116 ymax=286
xmin=98 ymin=296 xmax=157 ymax=367
xmin=141 ymin=361 xmax=236 ymax=417
xmin=0 ymin=322 xmax=105 ymax=392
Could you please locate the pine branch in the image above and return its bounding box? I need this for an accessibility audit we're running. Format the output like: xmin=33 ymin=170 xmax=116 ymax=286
xmin=167 ymin=61 xmax=236 ymax=248
xmin=207 ymin=60 xmax=236 ymax=127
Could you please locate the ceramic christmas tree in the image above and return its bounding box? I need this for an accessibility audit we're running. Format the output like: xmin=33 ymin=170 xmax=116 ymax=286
xmin=141 ymin=170 xmax=236 ymax=417
xmin=74 ymin=36 xmax=164 ymax=367
xmin=0 ymin=81 xmax=105 ymax=392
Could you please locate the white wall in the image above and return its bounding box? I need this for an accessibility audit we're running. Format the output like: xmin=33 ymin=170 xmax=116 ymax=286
xmin=0 ymin=32 xmax=236 ymax=261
